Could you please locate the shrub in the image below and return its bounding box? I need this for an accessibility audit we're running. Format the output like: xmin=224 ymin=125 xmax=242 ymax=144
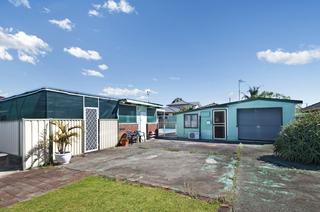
xmin=274 ymin=112 xmax=320 ymax=164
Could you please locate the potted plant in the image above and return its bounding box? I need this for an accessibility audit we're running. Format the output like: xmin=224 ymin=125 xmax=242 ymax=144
xmin=50 ymin=121 xmax=81 ymax=164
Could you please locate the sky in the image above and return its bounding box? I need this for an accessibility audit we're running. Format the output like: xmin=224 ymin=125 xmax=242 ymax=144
xmin=0 ymin=0 xmax=319 ymax=106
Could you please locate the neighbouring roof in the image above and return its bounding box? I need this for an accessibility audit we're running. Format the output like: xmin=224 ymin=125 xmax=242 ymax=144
xmin=175 ymin=98 xmax=303 ymax=114
xmin=303 ymin=102 xmax=320 ymax=111
xmin=119 ymin=98 xmax=163 ymax=108
xmin=198 ymin=102 xmax=217 ymax=109
xmin=162 ymin=106 xmax=181 ymax=113
xmin=167 ymin=100 xmax=201 ymax=107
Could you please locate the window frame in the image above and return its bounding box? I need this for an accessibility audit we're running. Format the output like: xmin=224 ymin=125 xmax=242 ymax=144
xmin=184 ymin=113 xmax=198 ymax=128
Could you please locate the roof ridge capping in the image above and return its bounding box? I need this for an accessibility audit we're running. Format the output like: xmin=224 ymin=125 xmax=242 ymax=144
xmin=174 ymin=97 xmax=303 ymax=114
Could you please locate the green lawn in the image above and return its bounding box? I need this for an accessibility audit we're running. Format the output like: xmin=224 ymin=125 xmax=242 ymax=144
xmin=4 ymin=176 xmax=219 ymax=212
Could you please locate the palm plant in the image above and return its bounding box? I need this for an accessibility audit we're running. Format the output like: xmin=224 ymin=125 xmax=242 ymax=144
xmin=243 ymin=86 xmax=260 ymax=99
xmin=50 ymin=121 xmax=81 ymax=154
xmin=243 ymin=86 xmax=290 ymax=100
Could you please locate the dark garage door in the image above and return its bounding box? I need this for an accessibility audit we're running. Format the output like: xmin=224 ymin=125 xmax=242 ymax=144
xmin=238 ymin=108 xmax=282 ymax=141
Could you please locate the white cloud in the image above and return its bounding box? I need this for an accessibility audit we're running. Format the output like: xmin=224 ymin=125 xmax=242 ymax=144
xmin=49 ymin=18 xmax=74 ymax=31
xmin=93 ymin=4 xmax=102 ymax=10
xmin=18 ymin=51 xmax=36 ymax=64
xmin=88 ymin=9 xmax=100 ymax=17
xmin=0 ymin=47 xmax=13 ymax=61
xmin=8 ymin=0 xmax=30 ymax=8
xmin=82 ymin=69 xmax=104 ymax=78
xmin=138 ymin=96 xmax=148 ymax=100
xmin=101 ymin=86 xmax=157 ymax=97
xmin=64 ymin=47 xmax=102 ymax=60
xmin=257 ymin=48 xmax=320 ymax=65
xmin=42 ymin=7 xmax=50 ymax=14
xmin=103 ymin=0 xmax=135 ymax=14
xmin=169 ymin=76 xmax=181 ymax=81
xmin=0 ymin=27 xmax=50 ymax=64
xmin=152 ymin=78 xmax=158 ymax=82
xmin=0 ymin=90 xmax=8 ymax=97
xmin=98 ymin=64 xmax=109 ymax=70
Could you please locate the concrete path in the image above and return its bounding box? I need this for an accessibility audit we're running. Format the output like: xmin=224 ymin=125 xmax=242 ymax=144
xmin=66 ymin=140 xmax=239 ymax=199
xmin=234 ymin=144 xmax=320 ymax=212
xmin=0 ymin=167 xmax=90 ymax=208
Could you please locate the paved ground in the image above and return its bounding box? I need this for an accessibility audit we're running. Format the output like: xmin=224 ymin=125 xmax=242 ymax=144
xmin=0 ymin=167 xmax=90 ymax=208
xmin=235 ymin=144 xmax=320 ymax=212
xmin=66 ymin=140 xmax=239 ymax=199
xmin=1 ymin=139 xmax=320 ymax=211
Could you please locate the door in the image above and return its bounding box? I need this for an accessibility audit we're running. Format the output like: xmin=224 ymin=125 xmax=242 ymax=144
xmin=84 ymin=107 xmax=99 ymax=152
xmin=200 ymin=111 xmax=212 ymax=140
xmin=213 ymin=110 xmax=226 ymax=140
xmin=139 ymin=111 xmax=147 ymax=139
xmin=238 ymin=108 xmax=282 ymax=141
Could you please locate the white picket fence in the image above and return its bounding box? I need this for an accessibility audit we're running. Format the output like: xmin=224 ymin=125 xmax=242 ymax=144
xmin=0 ymin=119 xmax=119 ymax=169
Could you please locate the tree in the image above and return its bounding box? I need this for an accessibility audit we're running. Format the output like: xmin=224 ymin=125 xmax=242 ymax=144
xmin=243 ymin=86 xmax=261 ymax=99
xmin=243 ymin=86 xmax=290 ymax=100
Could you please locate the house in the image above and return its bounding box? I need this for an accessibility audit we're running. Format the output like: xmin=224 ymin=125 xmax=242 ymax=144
xmin=118 ymin=98 xmax=163 ymax=139
xmin=166 ymin=99 xmax=201 ymax=111
xmin=0 ymin=88 xmax=162 ymax=169
xmin=302 ymin=102 xmax=320 ymax=112
xmin=157 ymin=98 xmax=201 ymax=132
xmin=175 ymin=98 xmax=302 ymax=142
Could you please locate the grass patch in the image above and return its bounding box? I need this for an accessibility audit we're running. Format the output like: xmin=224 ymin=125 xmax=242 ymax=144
xmin=4 ymin=176 xmax=219 ymax=212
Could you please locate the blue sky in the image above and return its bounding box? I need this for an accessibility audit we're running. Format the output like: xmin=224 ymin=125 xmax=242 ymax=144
xmin=0 ymin=0 xmax=319 ymax=106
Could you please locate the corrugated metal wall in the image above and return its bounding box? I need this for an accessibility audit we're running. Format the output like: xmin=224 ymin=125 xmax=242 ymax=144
xmin=0 ymin=121 xmax=21 ymax=156
xmin=23 ymin=119 xmax=84 ymax=169
xmin=0 ymin=118 xmax=119 ymax=169
xmin=100 ymin=119 xmax=118 ymax=149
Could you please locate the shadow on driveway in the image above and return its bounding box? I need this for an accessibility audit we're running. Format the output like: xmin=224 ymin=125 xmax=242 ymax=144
xmin=258 ymin=155 xmax=320 ymax=171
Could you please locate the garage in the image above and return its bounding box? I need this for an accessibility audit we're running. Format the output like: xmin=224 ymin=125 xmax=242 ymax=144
xmin=237 ymin=108 xmax=282 ymax=141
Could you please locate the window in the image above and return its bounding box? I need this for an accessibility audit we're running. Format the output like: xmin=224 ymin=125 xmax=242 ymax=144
xmin=214 ymin=111 xmax=225 ymax=124
xmin=119 ymin=105 xmax=137 ymax=123
xmin=184 ymin=114 xmax=198 ymax=128
xmin=147 ymin=108 xmax=156 ymax=123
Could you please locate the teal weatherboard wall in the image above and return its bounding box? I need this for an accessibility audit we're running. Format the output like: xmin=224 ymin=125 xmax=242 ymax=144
xmin=176 ymin=108 xmax=212 ymax=140
xmin=175 ymin=98 xmax=300 ymax=141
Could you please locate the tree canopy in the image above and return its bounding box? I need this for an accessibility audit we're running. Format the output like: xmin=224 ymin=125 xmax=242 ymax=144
xmin=243 ymin=86 xmax=290 ymax=100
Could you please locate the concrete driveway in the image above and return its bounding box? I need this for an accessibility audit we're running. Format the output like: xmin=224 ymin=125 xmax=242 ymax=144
xmin=66 ymin=139 xmax=238 ymax=199
xmin=235 ymin=144 xmax=320 ymax=212
xmin=66 ymin=139 xmax=320 ymax=211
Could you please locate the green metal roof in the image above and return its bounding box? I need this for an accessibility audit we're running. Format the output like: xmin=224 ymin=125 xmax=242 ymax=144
xmin=0 ymin=87 xmax=163 ymax=108
xmin=0 ymin=87 xmax=119 ymax=102
xmin=174 ymin=98 xmax=303 ymax=115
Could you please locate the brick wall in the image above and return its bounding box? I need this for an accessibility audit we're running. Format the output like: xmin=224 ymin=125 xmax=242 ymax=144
xmin=147 ymin=123 xmax=158 ymax=139
xmin=119 ymin=123 xmax=139 ymax=138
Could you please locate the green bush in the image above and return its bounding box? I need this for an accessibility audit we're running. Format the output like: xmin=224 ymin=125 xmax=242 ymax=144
xmin=274 ymin=112 xmax=320 ymax=164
